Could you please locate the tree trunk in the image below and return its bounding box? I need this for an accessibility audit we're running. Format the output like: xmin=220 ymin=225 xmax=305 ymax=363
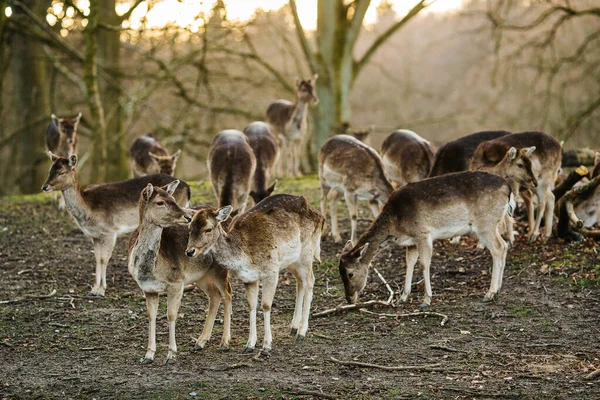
xmin=98 ymin=0 xmax=127 ymax=181
xmin=10 ymin=0 xmax=52 ymax=193
xmin=313 ymin=79 xmax=336 ymax=151
xmin=562 ymin=148 xmax=597 ymax=167
xmin=84 ymin=0 xmax=108 ymax=183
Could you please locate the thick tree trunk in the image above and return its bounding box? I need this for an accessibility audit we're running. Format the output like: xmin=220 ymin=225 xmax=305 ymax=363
xmin=84 ymin=0 xmax=108 ymax=183
xmin=313 ymin=79 xmax=336 ymax=151
xmin=98 ymin=0 xmax=127 ymax=181
xmin=10 ymin=0 xmax=52 ymax=193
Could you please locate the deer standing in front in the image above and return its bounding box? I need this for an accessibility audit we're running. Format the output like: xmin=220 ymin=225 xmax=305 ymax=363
xmin=128 ymin=181 xmax=231 ymax=365
xmin=208 ymin=130 xmax=256 ymax=213
xmin=266 ymin=75 xmax=318 ymax=177
xmin=129 ymin=134 xmax=181 ymax=177
xmin=319 ymin=134 xmax=394 ymax=245
xmin=185 ymin=194 xmax=324 ymax=357
xmin=41 ymin=153 xmax=190 ymax=297
xmin=243 ymin=122 xmax=278 ymax=204
xmin=380 ymin=129 xmax=435 ymax=188
xmin=339 ymin=171 xmax=513 ymax=308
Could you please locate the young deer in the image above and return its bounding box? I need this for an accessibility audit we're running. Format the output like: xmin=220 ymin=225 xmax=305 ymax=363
xmin=208 ymin=130 xmax=257 ymax=213
xmin=41 ymin=153 xmax=190 ymax=297
xmin=470 ymin=131 xmax=562 ymax=243
xmin=429 ymin=130 xmax=510 ymax=177
xmin=319 ymin=134 xmax=394 ymax=245
xmin=339 ymin=171 xmax=513 ymax=308
xmin=129 ymin=181 xmax=231 ymax=365
xmin=380 ymin=129 xmax=435 ymax=187
xmin=266 ymin=75 xmax=319 ymax=177
xmin=130 ymin=134 xmax=181 ymax=177
xmin=243 ymin=122 xmax=278 ymax=204
xmin=46 ymin=113 xmax=82 ymax=210
xmin=185 ymin=194 xmax=324 ymax=357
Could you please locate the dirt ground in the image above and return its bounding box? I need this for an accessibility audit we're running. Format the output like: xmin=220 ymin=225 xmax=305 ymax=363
xmin=1 ymin=177 xmax=599 ymax=399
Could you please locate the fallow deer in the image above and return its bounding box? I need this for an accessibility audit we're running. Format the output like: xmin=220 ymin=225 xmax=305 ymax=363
xmin=243 ymin=122 xmax=278 ymax=204
xmin=46 ymin=113 xmax=82 ymax=210
xmin=130 ymin=134 xmax=181 ymax=177
xmin=339 ymin=171 xmax=513 ymax=308
xmin=573 ymin=152 xmax=600 ymax=228
xmin=41 ymin=153 xmax=190 ymax=297
xmin=208 ymin=130 xmax=257 ymax=213
xmin=185 ymin=194 xmax=324 ymax=357
xmin=380 ymin=129 xmax=435 ymax=187
xmin=128 ymin=181 xmax=231 ymax=365
xmin=318 ymin=134 xmax=394 ymax=245
xmin=429 ymin=130 xmax=510 ymax=177
xmin=266 ymin=75 xmax=319 ymax=177
xmin=470 ymin=131 xmax=562 ymax=242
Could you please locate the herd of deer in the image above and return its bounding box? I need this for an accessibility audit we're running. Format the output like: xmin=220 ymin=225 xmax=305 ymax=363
xmin=40 ymin=76 xmax=598 ymax=364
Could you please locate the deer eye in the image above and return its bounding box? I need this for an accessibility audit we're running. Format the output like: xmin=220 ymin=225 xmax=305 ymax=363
xmin=204 ymin=228 xmax=213 ymax=233
xmin=156 ymin=201 xmax=165 ymax=206
xmin=517 ymin=164 xmax=524 ymax=169
xmin=348 ymin=272 xmax=354 ymax=279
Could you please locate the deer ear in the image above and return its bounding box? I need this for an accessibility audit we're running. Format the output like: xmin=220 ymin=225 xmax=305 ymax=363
xmin=164 ymin=180 xmax=180 ymax=195
xmin=525 ymin=146 xmax=536 ymax=157
xmin=48 ymin=151 xmax=60 ymax=162
xmin=342 ymin=240 xmax=354 ymax=253
xmin=74 ymin=112 xmax=82 ymax=124
xmin=216 ymin=205 xmax=233 ymax=222
xmin=67 ymin=154 xmax=78 ymax=168
xmin=51 ymin=114 xmax=58 ymax=126
xmin=267 ymin=180 xmax=277 ymax=194
xmin=148 ymin=151 xmax=159 ymax=161
xmin=508 ymin=147 xmax=517 ymax=160
xmin=143 ymin=183 xmax=154 ymax=201
xmin=172 ymin=149 xmax=181 ymax=162
xmin=311 ymin=73 xmax=318 ymax=82
xmin=357 ymin=243 xmax=369 ymax=261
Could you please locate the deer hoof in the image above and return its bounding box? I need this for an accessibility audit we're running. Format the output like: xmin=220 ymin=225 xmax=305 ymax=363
xmin=165 ymin=357 xmax=176 ymax=366
xmin=290 ymin=328 xmax=298 ymax=336
xmin=218 ymin=344 xmax=230 ymax=352
xmin=242 ymin=346 xmax=254 ymax=354
xmin=419 ymin=302 xmax=430 ymax=311
xmin=295 ymin=334 xmax=305 ymax=341
xmin=139 ymin=357 xmax=154 ymax=365
xmin=191 ymin=345 xmax=204 ymax=353
xmin=258 ymin=349 xmax=271 ymax=358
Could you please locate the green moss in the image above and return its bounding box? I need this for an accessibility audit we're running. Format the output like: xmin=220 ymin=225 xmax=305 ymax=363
xmin=509 ymin=306 xmax=537 ymax=317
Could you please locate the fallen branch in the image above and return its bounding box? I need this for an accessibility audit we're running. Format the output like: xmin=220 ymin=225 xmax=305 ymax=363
xmin=312 ymin=300 xmax=392 ymax=318
xmin=0 ymin=289 xmax=57 ymax=305
xmin=585 ymin=369 xmax=600 ymax=380
xmin=329 ymin=357 xmax=445 ymax=372
xmin=581 ymin=228 xmax=600 ymax=239
xmin=429 ymin=344 xmax=463 ymax=353
xmin=212 ymin=362 xmax=251 ymax=372
xmin=360 ymin=309 xmax=449 ymax=327
xmin=565 ymin=200 xmax=583 ymax=230
xmin=373 ymin=268 xmax=394 ymax=304
xmin=286 ymin=388 xmax=337 ymax=399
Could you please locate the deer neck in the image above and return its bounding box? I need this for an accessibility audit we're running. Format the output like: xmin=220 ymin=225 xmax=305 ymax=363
xmin=290 ymin=97 xmax=308 ymax=130
xmin=209 ymin=229 xmax=253 ymax=278
xmin=130 ymin=220 xmax=163 ymax=279
xmin=61 ymin=177 xmax=90 ymax=224
xmin=356 ymin=215 xmax=394 ymax=268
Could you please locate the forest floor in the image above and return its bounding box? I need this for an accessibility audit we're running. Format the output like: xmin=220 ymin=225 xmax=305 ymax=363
xmin=0 ymin=176 xmax=599 ymax=399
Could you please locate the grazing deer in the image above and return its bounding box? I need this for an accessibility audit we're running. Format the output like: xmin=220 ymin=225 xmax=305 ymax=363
xmin=208 ymin=130 xmax=257 ymax=213
xmin=470 ymin=131 xmax=562 ymax=243
xmin=380 ymin=130 xmax=435 ymax=187
xmin=185 ymin=194 xmax=324 ymax=357
xmin=266 ymin=75 xmax=319 ymax=177
xmin=429 ymin=130 xmax=510 ymax=177
xmin=128 ymin=181 xmax=231 ymax=365
xmin=41 ymin=153 xmax=190 ymax=297
xmin=339 ymin=171 xmax=513 ymax=308
xmin=46 ymin=113 xmax=82 ymax=210
xmin=319 ymin=134 xmax=394 ymax=245
xmin=130 ymin=134 xmax=181 ymax=177
xmin=573 ymin=152 xmax=600 ymax=228
xmin=243 ymin=122 xmax=278 ymax=204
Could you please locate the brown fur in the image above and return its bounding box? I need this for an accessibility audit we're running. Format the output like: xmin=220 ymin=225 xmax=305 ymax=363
xmin=129 ymin=134 xmax=181 ymax=177
xmin=381 ymin=130 xmax=435 ymax=187
xmin=46 ymin=113 xmax=81 ymax=158
xmin=243 ymin=122 xmax=279 ymax=204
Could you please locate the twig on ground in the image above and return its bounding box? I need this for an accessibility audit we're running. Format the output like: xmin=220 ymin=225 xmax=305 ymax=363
xmin=360 ymin=309 xmax=449 ymax=326
xmin=312 ymin=300 xmax=392 ymax=318
xmin=286 ymin=388 xmax=337 ymax=399
xmin=0 ymin=289 xmax=57 ymax=304
xmin=429 ymin=344 xmax=463 ymax=353
xmin=525 ymin=343 xmax=562 ymax=348
xmin=373 ymin=268 xmax=394 ymax=304
xmin=585 ymin=369 xmax=600 ymax=380
xmin=313 ymin=333 xmax=334 ymax=341
xmin=329 ymin=357 xmax=445 ymax=372
xmin=212 ymin=362 xmax=251 ymax=371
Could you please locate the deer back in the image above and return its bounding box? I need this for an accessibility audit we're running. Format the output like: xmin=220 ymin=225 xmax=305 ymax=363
xmin=381 ymin=130 xmax=435 ymax=185
xmin=244 ymin=122 xmax=278 ymax=203
xmin=265 ymin=100 xmax=294 ymax=135
xmin=130 ymin=134 xmax=170 ymax=175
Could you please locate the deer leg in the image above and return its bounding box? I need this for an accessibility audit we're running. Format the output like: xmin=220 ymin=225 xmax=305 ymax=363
xmin=543 ymin=189 xmax=555 ymax=240
xmin=479 ymin=226 xmax=508 ymax=301
xmin=193 ymin=279 xmax=221 ymax=351
xmin=368 ymin=200 xmax=380 ymax=218
xmin=297 ymin=252 xmax=315 ymax=339
xmin=398 ymin=246 xmax=419 ymax=305
xmin=329 ymin=190 xmax=342 ymax=243
xmin=319 ymin=184 xmax=330 ymax=238
xmin=90 ymin=234 xmax=116 ymax=297
xmin=287 ymin=264 xmax=305 ymax=336
xmin=165 ymin=285 xmax=184 ymax=365
xmin=530 ymin=184 xmax=549 ymax=243
xmin=260 ymin=272 xmax=279 ymax=356
xmin=243 ymin=281 xmax=259 ymax=353
xmin=292 ymin=139 xmax=302 ymax=177
xmin=218 ymin=276 xmax=232 ymax=350
xmin=344 ymin=191 xmax=359 ymax=246
xmin=140 ymin=292 xmax=159 ymax=364
xmin=416 ymin=239 xmax=434 ymax=309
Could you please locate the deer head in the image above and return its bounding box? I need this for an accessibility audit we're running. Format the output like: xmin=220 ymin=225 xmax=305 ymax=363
xmin=338 ymin=240 xmax=371 ymax=304
xmin=149 ymin=149 xmax=181 ymax=176
xmin=185 ymin=205 xmax=233 ymax=258
xmin=42 ymin=152 xmax=78 ymax=192
xmin=501 ymin=146 xmax=538 ymax=189
xmin=138 ymin=180 xmax=191 ymax=226
xmin=295 ymin=74 xmax=319 ymax=104
xmin=249 ymin=180 xmax=277 ymax=205
xmin=51 ymin=112 xmax=81 ymax=146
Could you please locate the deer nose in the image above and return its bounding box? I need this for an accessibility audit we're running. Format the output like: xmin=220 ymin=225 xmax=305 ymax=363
xmin=185 ymin=248 xmax=196 ymax=257
xmin=41 ymin=184 xmax=49 ymax=192
xmin=532 ymin=180 xmax=538 ymax=188
xmin=184 ymin=215 xmax=192 ymax=223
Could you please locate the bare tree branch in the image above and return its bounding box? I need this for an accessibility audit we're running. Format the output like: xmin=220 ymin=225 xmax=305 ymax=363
xmin=289 ymin=0 xmax=318 ymax=73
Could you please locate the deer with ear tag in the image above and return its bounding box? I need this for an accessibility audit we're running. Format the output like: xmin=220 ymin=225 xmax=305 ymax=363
xmin=128 ymin=181 xmax=232 ymax=365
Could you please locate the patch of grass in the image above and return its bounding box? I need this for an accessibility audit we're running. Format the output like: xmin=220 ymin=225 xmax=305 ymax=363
xmin=0 ymin=192 xmax=52 ymax=212
xmin=509 ymin=305 xmax=537 ymax=317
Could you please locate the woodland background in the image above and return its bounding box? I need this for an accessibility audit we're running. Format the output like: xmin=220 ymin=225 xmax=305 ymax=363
xmin=1 ymin=0 xmax=599 ymax=195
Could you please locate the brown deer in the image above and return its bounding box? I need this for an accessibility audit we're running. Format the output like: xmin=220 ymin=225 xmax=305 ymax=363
xmin=470 ymin=131 xmax=562 ymax=243
xmin=208 ymin=130 xmax=257 ymax=213
xmin=46 ymin=113 xmax=82 ymax=210
xmin=184 ymin=194 xmax=324 ymax=357
xmin=266 ymin=75 xmax=318 ymax=177
xmin=339 ymin=171 xmax=513 ymax=308
xmin=318 ymin=134 xmax=394 ymax=245
xmin=429 ymin=131 xmax=510 ymax=177
xmin=41 ymin=153 xmax=190 ymax=297
xmin=243 ymin=122 xmax=278 ymax=204
xmin=129 ymin=181 xmax=231 ymax=365
xmin=573 ymin=152 xmax=600 ymax=228
xmin=381 ymin=129 xmax=435 ymax=187
xmin=130 ymin=134 xmax=181 ymax=177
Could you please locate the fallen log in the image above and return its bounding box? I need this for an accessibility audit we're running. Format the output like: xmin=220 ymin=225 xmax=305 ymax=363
xmin=562 ymin=148 xmax=597 ymax=168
